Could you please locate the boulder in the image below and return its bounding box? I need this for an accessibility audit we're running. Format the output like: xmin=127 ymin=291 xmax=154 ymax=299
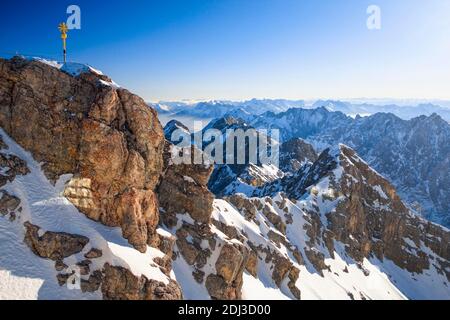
xmin=101 ymin=264 xmax=182 ymax=300
xmin=23 ymin=222 xmax=89 ymax=261
xmin=84 ymin=248 xmax=103 ymax=259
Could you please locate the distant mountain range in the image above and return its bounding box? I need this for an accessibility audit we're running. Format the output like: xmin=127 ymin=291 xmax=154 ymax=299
xmin=161 ymin=100 xmax=450 ymax=228
xmin=151 ymin=99 xmax=450 ymax=122
xmin=212 ymin=108 xmax=450 ymax=228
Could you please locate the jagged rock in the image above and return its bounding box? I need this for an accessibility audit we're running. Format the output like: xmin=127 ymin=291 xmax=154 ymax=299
xmin=81 ymin=270 xmax=103 ymax=293
xmin=101 ymin=264 xmax=182 ymax=300
xmin=76 ymin=260 xmax=92 ymax=275
xmin=56 ymin=273 xmax=71 ymax=286
xmin=158 ymin=143 xmax=214 ymax=227
xmin=0 ymin=190 xmax=20 ymax=216
xmin=0 ymin=152 xmax=30 ymax=186
xmin=192 ymin=269 xmax=205 ymax=283
xmin=156 ymin=231 xmax=176 ymax=256
xmin=84 ymin=248 xmax=102 ymax=259
xmin=212 ymin=219 xmax=245 ymax=242
xmin=262 ymin=205 xmax=286 ymax=234
xmin=225 ymin=194 xmax=258 ymax=222
xmin=176 ymin=230 xmax=201 ymax=266
xmin=0 ymin=57 xmax=164 ymax=252
xmin=326 ymin=145 xmax=450 ymax=279
xmin=153 ymin=255 xmax=172 ymax=276
xmin=267 ymin=230 xmax=288 ymax=249
xmin=175 ymin=224 xmax=214 ymax=269
xmin=292 ymin=247 xmax=305 ymax=265
xmin=245 ymin=250 xmax=258 ymax=277
xmin=206 ymin=243 xmax=248 ymax=300
xmin=205 ymin=274 xmax=239 ymax=300
xmin=304 ymin=249 xmax=329 ymax=277
xmin=55 ymin=260 xmax=68 ymax=272
xmin=144 ymin=278 xmax=183 ymax=300
xmin=114 ymin=188 xmax=159 ymax=252
xmin=215 ymin=244 xmax=245 ymax=283
xmin=279 ymin=138 xmax=318 ymax=173
xmin=270 ymin=253 xmax=293 ymax=286
xmin=287 ymin=268 xmax=301 ymax=300
xmin=23 ymin=222 xmax=89 ymax=260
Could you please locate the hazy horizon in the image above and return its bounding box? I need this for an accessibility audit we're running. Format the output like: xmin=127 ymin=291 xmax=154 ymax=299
xmin=2 ymin=0 xmax=449 ymax=101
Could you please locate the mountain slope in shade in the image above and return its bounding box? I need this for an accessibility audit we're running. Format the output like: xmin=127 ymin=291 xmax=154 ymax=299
xmin=249 ymin=108 xmax=450 ymax=228
xmin=228 ymin=145 xmax=449 ymax=299
xmin=161 ymin=115 xmax=449 ymax=299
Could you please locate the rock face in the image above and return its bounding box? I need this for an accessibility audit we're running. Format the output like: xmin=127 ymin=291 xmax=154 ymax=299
xmin=158 ymin=142 xmax=214 ymax=227
xmin=0 ymin=190 xmax=21 ymax=217
xmin=0 ymin=93 xmax=184 ymax=301
xmin=200 ymin=116 xmax=284 ymax=197
xmin=101 ymin=264 xmax=182 ymax=300
xmin=250 ymin=107 xmax=450 ymax=228
xmin=257 ymin=145 xmax=450 ymax=281
xmin=279 ymin=138 xmax=317 ymax=173
xmin=23 ymin=222 xmax=89 ymax=260
xmin=330 ymin=145 xmax=450 ymax=278
xmin=158 ymin=128 xmax=258 ymax=300
xmin=0 ymin=57 xmax=164 ymax=252
xmin=206 ymin=243 xmax=249 ymax=300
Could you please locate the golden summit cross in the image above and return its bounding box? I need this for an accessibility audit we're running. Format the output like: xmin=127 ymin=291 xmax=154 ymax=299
xmin=58 ymin=22 xmax=68 ymax=63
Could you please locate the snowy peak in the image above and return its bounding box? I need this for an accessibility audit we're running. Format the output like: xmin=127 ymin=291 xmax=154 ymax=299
xmin=164 ymin=119 xmax=190 ymax=140
xmin=248 ymin=108 xmax=450 ymax=227
xmin=279 ymin=138 xmax=318 ymax=173
xmin=247 ymin=143 xmax=450 ymax=299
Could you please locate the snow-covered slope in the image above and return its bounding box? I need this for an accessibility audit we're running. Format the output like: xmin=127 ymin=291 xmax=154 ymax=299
xmin=211 ymin=198 xmax=407 ymax=300
xmin=249 ymin=108 xmax=450 ymax=228
xmin=0 ymin=119 xmax=172 ymax=300
xmin=212 ymin=145 xmax=450 ymax=300
xmin=1 ymin=56 xmax=448 ymax=301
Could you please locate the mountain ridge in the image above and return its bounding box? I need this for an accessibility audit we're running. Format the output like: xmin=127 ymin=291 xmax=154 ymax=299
xmin=0 ymin=56 xmax=449 ymax=300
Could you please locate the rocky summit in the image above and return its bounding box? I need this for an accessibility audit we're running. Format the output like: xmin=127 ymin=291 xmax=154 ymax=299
xmin=0 ymin=57 xmax=449 ymax=300
xmin=0 ymin=56 xmax=164 ymax=252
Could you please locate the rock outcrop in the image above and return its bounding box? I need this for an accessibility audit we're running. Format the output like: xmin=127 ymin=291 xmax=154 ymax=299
xmin=257 ymin=145 xmax=450 ymax=281
xmin=101 ymin=264 xmax=182 ymax=300
xmin=158 ymin=143 xmax=214 ymax=227
xmin=279 ymin=138 xmax=317 ymax=173
xmin=23 ymin=221 xmax=89 ymax=260
xmin=0 ymin=57 xmax=164 ymax=252
xmin=0 ymin=58 xmax=182 ymax=301
xmin=330 ymin=145 xmax=450 ymax=279
xmin=158 ymin=130 xmax=255 ymax=300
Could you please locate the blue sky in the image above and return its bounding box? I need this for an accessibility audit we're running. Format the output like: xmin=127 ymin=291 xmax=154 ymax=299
xmin=1 ymin=0 xmax=449 ymax=101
